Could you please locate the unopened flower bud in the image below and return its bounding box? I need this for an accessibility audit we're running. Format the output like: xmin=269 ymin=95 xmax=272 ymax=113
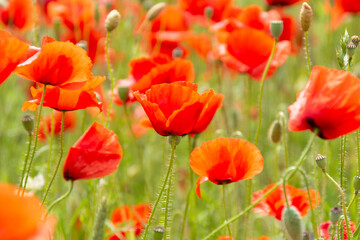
xmin=105 ymin=10 xmax=121 ymax=32
xmin=117 ymin=86 xmax=129 ymax=103
xmin=172 ymin=47 xmax=183 ymax=58
xmin=347 ymin=41 xmax=357 ymax=58
xmin=353 ymin=175 xmax=360 ymax=193
xmin=351 ymin=35 xmax=360 ymax=47
xmin=153 ymin=226 xmax=165 ymax=240
xmin=76 ymin=40 xmax=88 ymax=51
xmin=330 ymin=206 xmax=342 ymax=225
xmin=282 ymin=207 xmax=303 ymax=240
xmin=268 ymin=119 xmax=282 ymax=143
xmin=168 ymin=135 xmax=181 ymax=146
xmin=204 ymin=6 xmax=214 ymax=19
xmin=300 ymin=3 xmax=313 ymax=32
xmin=270 ymin=20 xmax=283 ymax=40
xmin=315 ymin=154 xmax=326 ymax=171
xmin=22 ymin=113 xmax=34 ymax=135
xmin=146 ymin=2 xmax=166 ymax=22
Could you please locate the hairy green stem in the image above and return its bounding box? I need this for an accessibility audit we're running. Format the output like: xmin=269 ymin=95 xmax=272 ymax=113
xmin=105 ymin=32 xmax=115 ymax=128
xmin=41 ymin=111 xmax=65 ymax=208
xmin=18 ymin=134 xmax=33 ymax=194
xmin=47 ymin=181 xmax=74 ymax=213
xmin=346 ymin=192 xmax=358 ymax=212
xmin=142 ymin=136 xmax=177 ymax=239
xmin=254 ymin=39 xmax=277 ymax=146
xmin=222 ymin=185 xmax=232 ymax=236
xmin=340 ymin=136 xmax=346 ymax=189
xmin=304 ymin=31 xmax=311 ymax=75
xmin=278 ymin=112 xmax=289 ymax=168
xmin=22 ymin=84 xmax=47 ymax=195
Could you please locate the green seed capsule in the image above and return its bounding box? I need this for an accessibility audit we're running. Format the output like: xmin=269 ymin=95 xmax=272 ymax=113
xmin=282 ymin=207 xmax=303 ymax=240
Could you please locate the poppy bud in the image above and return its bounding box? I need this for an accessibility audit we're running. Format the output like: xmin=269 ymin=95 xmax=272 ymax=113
xmin=153 ymin=226 xmax=165 ymax=240
xmin=105 ymin=10 xmax=121 ymax=32
xmin=268 ymin=119 xmax=282 ymax=143
xmin=76 ymin=40 xmax=88 ymax=51
xmin=117 ymin=86 xmax=129 ymax=103
xmin=270 ymin=20 xmax=283 ymax=40
xmin=351 ymin=35 xmax=360 ymax=47
xmin=282 ymin=207 xmax=303 ymax=240
xmin=353 ymin=175 xmax=360 ymax=193
xmin=315 ymin=154 xmax=326 ymax=172
xmin=146 ymin=2 xmax=166 ymax=22
xmin=172 ymin=47 xmax=183 ymax=58
xmin=22 ymin=113 xmax=34 ymax=135
xmin=347 ymin=41 xmax=357 ymax=58
xmin=330 ymin=206 xmax=342 ymax=225
xmin=204 ymin=6 xmax=214 ymax=19
xmin=300 ymin=3 xmax=313 ymax=32
xmin=168 ymin=135 xmax=181 ymax=146
xmin=92 ymin=197 xmax=107 ymax=240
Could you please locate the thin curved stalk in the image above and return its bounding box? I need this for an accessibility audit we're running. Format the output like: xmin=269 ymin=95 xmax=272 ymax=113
xmin=105 ymin=32 xmax=115 ymax=127
xmin=18 ymin=134 xmax=33 ymax=194
xmin=47 ymin=181 xmax=74 ymax=213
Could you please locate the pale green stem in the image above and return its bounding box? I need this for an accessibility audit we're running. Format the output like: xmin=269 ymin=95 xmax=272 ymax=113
xmin=18 ymin=134 xmax=33 ymax=195
xmin=164 ymin=169 xmax=173 ymax=233
xmin=32 ymin=0 xmax=39 ymax=46
xmin=279 ymin=113 xmax=289 ymax=168
xmin=254 ymin=39 xmax=277 ymax=146
xmin=202 ymin=183 xmax=280 ymax=240
xmin=47 ymin=181 xmax=74 ymax=213
xmin=41 ymin=111 xmax=65 ymax=208
xmin=22 ymin=84 xmax=47 ymax=195
xmin=346 ymin=192 xmax=358 ymax=212
xmin=105 ymin=32 xmax=115 ymax=128
xmin=222 ymin=185 xmax=232 ymax=236
xmin=304 ymin=31 xmax=311 ymax=75
xmin=323 ymin=171 xmax=352 ymax=239
xmin=340 ymin=135 xmax=346 ymax=189
xmin=46 ymin=109 xmax=55 ymax=186
xmin=142 ymin=136 xmax=177 ymax=239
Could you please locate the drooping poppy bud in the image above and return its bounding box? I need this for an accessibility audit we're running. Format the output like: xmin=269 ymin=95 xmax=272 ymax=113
xmin=22 ymin=113 xmax=34 ymax=136
xmin=268 ymin=119 xmax=282 ymax=143
xmin=282 ymin=206 xmax=303 ymax=240
xmin=105 ymin=10 xmax=121 ymax=32
xmin=146 ymin=2 xmax=166 ymax=22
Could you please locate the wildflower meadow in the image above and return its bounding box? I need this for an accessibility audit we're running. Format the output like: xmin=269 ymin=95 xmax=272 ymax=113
xmin=1 ymin=0 xmax=360 ymax=239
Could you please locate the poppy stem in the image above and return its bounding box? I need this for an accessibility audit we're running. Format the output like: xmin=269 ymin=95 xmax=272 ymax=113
xmin=340 ymin=135 xmax=346 ymax=189
xmin=18 ymin=133 xmax=33 ymax=195
xmin=254 ymin=39 xmax=277 ymax=146
xmin=164 ymin=167 xmax=173 ymax=234
xmin=322 ymin=171 xmax=352 ymax=239
xmin=278 ymin=112 xmax=289 ymax=168
xmin=215 ymin=62 xmax=231 ymax=136
xmin=22 ymin=84 xmax=47 ymax=196
xmin=346 ymin=192 xmax=358 ymax=212
xmin=32 ymin=0 xmax=39 ymax=46
xmin=46 ymin=109 xmax=55 ymax=187
xmin=105 ymin=31 xmax=115 ymax=128
xmin=222 ymin=185 xmax=232 ymax=236
xmin=46 ymin=180 xmax=74 ymax=213
xmin=142 ymin=136 xmax=179 ymax=240
xmin=41 ymin=111 xmax=65 ymax=208
xmin=304 ymin=31 xmax=311 ymax=75
xmin=202 ymin=182 xmax=281 ymax=240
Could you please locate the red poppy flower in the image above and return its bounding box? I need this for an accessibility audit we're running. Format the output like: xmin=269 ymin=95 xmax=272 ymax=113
xmin=0 ymin=183 xmax=56 ymax=240
xmin=330 ymin=0 xmax=360 ymax=29
xmin=0 ymin=30 xmax=29 ymax=85
xmin=190 ymin=138 xmax=264 ymax=198
xmin=320 ymin=221 xmax=356 ymax=240
xmin=109 ymin=203 xmax=151 ymax=239
xmin=15 ymin=37 xmax=93 ymax=89
xmin=213 ymin=28 xmax=291 ymax=80
xmin=39 ymin=111 xmax=76 ymax=140
xmin=252 ymin=184 xmax=320 ymax=220
xmin=179 ymin=0 xmax=233 ymax=22
xmin=133 ymin=82 xmax=223 ymax=136
xmin=0 ymin=0 xmax=34 ymax=30
xmin=265 ymin=0 xmax=304 ymax=6
xmin=22 ymin=76 xmax=104 ymax=112
xmin=63 ymin=121 xmax=122 ymax=181
xmin=288 ymin=66 xmax=360 ymax=139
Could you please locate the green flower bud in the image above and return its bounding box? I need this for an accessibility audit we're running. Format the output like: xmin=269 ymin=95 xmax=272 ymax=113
xmin=105 ymin=10 xmax=121 ymax=32
xmin=268 ymin=119 xmax=282 ymax=143
xmin=204 ymin=6 xmax=214 ymax=19
xmin=22 ymin=113 xmax=34 ymax=136
xmin=347 ymin=41 xmax=357 ymax=58
xmin=153 ymin=226 xmax=165 ymax=240
xmin=282 ymin=207 xmax=303 ymax=240
xmin=353 ymin=175 xmax=360 ymax=193
xmin=270 ymin=20 xmax=284 ymax=40
xmin=117 ymin=86 xmax=129 ymax=103
xmin=330 ymin=206 xmax=342 ymax=225
xmin=172 ymin=47 xmax=183 ymax=59
xmin=315 ymin=154 xmax=326 ymax=171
